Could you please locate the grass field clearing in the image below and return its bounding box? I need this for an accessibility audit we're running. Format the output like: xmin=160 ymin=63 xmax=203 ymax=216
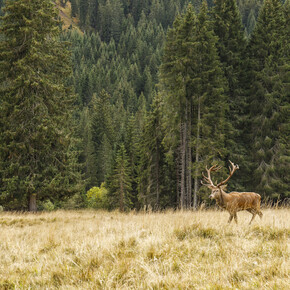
xmin=0 ymin=209 xmax=289 ymax=289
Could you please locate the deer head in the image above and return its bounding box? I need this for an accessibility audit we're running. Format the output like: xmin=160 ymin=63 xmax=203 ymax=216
xmin=202 ymin=161 xmax=239 ymax=199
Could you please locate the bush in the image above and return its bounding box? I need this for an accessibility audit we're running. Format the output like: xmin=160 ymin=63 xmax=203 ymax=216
xmin=41 ymin=200 xmax=55 ymax=211
xmin=0 ymin=205 xmax=3 ymax=212
xmin=61 ymin=193 xmax=86 ymax=210
xmin=86 ymin=183 xmax=108 ymax=209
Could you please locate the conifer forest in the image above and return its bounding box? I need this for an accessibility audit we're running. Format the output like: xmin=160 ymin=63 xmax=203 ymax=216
xmin=0 ymin=0 xmax=289 ymax=211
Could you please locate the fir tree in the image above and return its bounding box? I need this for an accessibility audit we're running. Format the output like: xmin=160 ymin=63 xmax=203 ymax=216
xmin=78 ymin=107 xmax=97 ymax=190
xmin=212 ymin=0 xmax=248 ymax=191
xmin=90 ymin=91 xmax=115 ymax=184
xmin=137 ymin=94 xmax=167 ymax=209
xmin=247 ymin=0 xmax=289 ymax=199
xmin=70 ymin=0 xmax=78 ymax=18
xmin=107 ymin=144 xmax=133 ymax=211
xmin=0 ymin=0 xmax=81 ymax=210
xmin=160 ymin=2 xmax=228 ymax=208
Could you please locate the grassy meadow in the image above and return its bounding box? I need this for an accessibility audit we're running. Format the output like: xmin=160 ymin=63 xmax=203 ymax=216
xmin=0 ymin=208 xmax=289 ymax=289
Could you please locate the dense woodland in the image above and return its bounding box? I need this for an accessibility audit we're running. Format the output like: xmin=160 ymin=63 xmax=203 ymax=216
xmin=0 ymin=0 xmax=289 ymax=211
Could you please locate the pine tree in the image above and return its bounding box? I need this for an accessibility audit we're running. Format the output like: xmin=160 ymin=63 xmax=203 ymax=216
xmin=79 ymin=0 xmax=89 ymax=29
xmin=160 ymin=2 xmax=227 ymax=208
xmin=137 ymin=93 xmax=166 ymax=209
xmin=212 ymin=0 xmax=248 ymax=191
xmin=246 ymin=8 xmax=256 ymax=36
xmin=160 ymin=6 xmax=196 ymax=209
xmin=78 ymin=107 xmax=98 ymax=190
xmin=0 ymin=0 xmax=81 ymax=210
xmin=70 ymin=0 xmax=78 ymax=18
xmin=247 ymin=0 xmax=289 ymax=199
xmin=90 ymin=91 xmax=115 ymax=184
xmin=107 ymin=144 xmax=133 ymax=211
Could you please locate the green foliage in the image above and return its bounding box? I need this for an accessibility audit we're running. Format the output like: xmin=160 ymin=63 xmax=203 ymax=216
xmin=0 ymin=0 xmax=82 ymax=210
xmin=61 ymin=193 xmax=87 ymax=209
xmin=160 ymin=2 xmax=228 ymax=207
xmin=212 ymin=0 xmax=248 ymax=191
xmin=86 ymin=183 xmax=108 ymax=209
xmin=40 ymin=200 xmax=55 ymax=211
xmin=0 ymin=0 xmax=287 ymax=211
xmin=247 ymin=0 xmax=289 ymax=199
xmin=107 ymin=144 xmax=133 ymax=211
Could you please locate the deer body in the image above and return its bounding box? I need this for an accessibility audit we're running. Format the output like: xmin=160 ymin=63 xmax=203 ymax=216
xmin=203 ymin=161 xmax=263 ymax=224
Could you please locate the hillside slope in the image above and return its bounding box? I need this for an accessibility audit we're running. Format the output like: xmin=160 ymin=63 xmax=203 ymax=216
xmin=55 ymin=0 xmax=80 ymax=31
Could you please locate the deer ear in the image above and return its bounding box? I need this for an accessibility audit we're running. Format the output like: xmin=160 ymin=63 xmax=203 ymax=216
xmin=220 ymin=185 xmax=227 ymax=190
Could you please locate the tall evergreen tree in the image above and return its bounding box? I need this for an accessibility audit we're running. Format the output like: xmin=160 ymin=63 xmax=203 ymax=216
xmin=90 ymin=91 xmax=115 ymax=184
xmin=79 ymin=0 xmax=89 ymax=28
xmin=160 ymin=7 xmax=194 ymax=209
xmin=137 ymin=94 xmax=167 ymax=209
xmin=70 ymin=0 xmax=78 ymax=18
xmin=78 ymin=107 xmax=97 ymax=190
xmin=247 ymin=0 xmax=289 ymax=199
xmin=212 ymin=0 xmax=248 ymax=191
xmin=160 ymin=2 xmax=228 ymax=208
xmin=0 ymin=0 xmax=81 ymax=210
xmin=107 ymin=144 xmax=133 ymax=211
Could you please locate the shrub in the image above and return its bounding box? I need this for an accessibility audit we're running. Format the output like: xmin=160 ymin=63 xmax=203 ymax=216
xmin=61 ymin=193 xmax=86 ymax=209
xmin=86 ymin=183 xmax=108 ymax=209
xmin=41 ymin=200 xmax=55 ymax=211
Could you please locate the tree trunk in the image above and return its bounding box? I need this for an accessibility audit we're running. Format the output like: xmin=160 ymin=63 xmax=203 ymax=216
xmin=176 ymin=156 xmax=180 ymax=208
xmin=29 ymin=194 xmax=37 ymax=212
xmin=186 ymin=99 xmax=192 ymax=209
xmin=180 ymin=122 xmax=186 ymax=209
xmin=193 ymin=97 xmax=201 ymax=210
xmin=156 ymin=142 xmax=160 ymax=209
xmin=120 ymin=177 xmax=124 ymax=212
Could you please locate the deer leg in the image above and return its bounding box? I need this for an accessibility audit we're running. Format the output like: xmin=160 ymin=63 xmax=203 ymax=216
xmin=249 ymin=211 xmax=257 ymax=225
xmin=234 ymin=212 xmax=238 ymax=224
xmin=258 ymin=210 xmax=263 ymax=219
xmin=228 ymin=214 xmax=233 ymax=224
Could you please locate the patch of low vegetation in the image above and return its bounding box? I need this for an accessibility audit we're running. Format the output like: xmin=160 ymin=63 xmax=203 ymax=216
xmin=174 ymin=223 xmax=220 ymax=240
xmin=249 ymin=225 xmax=290 ymax=240
xmin=0 ymin=209 xmax=289 ymax=289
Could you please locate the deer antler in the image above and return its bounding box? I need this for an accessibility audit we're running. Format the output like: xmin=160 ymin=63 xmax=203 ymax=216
xmin=216 ymin=160 xmax=239 ymax=187
xmin=201 ymin=164 xmax=222 ymax=187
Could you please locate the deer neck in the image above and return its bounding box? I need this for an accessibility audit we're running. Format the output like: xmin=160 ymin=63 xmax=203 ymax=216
xmin=216 ymin=188 xmax=228 ymax=208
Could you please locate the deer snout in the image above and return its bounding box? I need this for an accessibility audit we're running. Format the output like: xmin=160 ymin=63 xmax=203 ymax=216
xmin=209 ymin=194 xmax=214 ymax=200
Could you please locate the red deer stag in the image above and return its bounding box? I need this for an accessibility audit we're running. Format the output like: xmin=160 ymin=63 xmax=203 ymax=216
xmin=202 ymin=161 xmax=263 ymax=224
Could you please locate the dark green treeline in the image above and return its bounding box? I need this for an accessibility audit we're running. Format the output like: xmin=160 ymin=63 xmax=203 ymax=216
xmin=0 ymin=0 xmax=288 ymax=211
xmin=0 ymin=0 xmax=82 ymax=211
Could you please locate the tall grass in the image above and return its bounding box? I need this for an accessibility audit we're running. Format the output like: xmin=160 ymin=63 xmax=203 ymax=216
xmin=0 ymin=209 xmax=289 ymax=289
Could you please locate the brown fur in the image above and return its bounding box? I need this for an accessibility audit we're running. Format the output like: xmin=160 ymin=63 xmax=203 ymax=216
xmin=211 ymin=188 xmax=263 ymax=224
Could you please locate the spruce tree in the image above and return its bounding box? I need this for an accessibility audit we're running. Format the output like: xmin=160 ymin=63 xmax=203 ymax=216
xmin=70 ymin=0 xmax=78 ymax=18
xmin=137 ymin=94 xmax=166 ymax=209
xmin=0 ymin=0 xmax=81 ymax=210
xmin=78 ymin=107 xmax=97 ymax=190
xmin=160 ymin=5 xmax=196 ymax=209
xmin=90 ymin=91 xmax=115 ymax=184
xmin=107 ymin=144 xmax=133 ymax=211
xmin=247 ymin=0 xmax=289 ymax=199
xmin=212 ymin=0 xmax=248 ymax=191
xmin=160 ymin=2 xmax=227 ymax=208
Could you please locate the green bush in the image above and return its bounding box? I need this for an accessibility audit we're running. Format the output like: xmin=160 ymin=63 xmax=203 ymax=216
xmin=61 ymin=193 xmax=86 ymax=210
xmin=86 ymin=183 xmax=108 ymax=209
xmin=41 ymin=200 xmax=55 ymax=211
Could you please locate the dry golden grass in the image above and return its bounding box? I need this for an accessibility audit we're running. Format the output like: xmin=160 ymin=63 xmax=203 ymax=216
xmin=0 ymin=208 xmax=289 ymax=289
